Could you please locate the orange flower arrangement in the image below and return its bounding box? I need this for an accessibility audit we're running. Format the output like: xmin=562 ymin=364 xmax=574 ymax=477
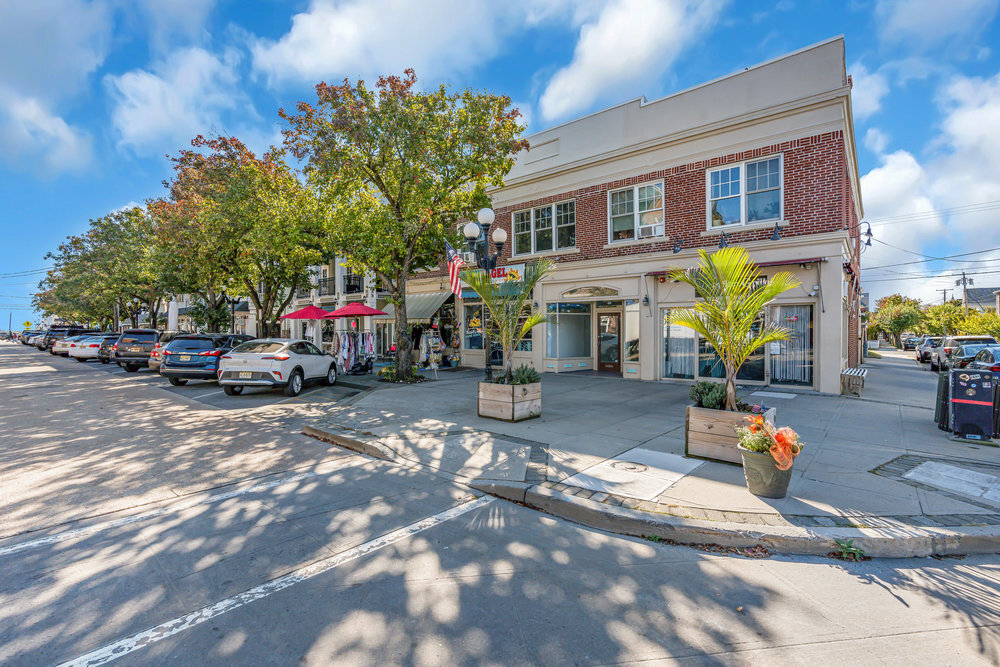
xmin=734 ymin=415 xmax=803 ymax=471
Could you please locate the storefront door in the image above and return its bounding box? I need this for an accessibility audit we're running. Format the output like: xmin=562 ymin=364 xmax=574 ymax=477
xmin=598 ymin=313 xmax=621 ymax=373
xmin=770 ymin=305 xmax=814 ymax=386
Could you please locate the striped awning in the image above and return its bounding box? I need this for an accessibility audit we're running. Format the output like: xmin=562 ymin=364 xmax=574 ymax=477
xmin=375 ymin=292 xmax=452 ymax=322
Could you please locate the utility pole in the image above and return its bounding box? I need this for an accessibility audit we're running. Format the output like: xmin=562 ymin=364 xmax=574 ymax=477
xmin=938 ymin=289 xmax=951 ymax=305
xmin=956 ymin=272 xmax=973 ymax=315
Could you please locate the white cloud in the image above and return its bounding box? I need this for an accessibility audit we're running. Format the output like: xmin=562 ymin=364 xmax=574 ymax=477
xmin=105 ymin=47 xmax=246 ymax=154
xmin=538 ymin=0 xmax=725 ymax=122
xmin=252 ymin=0 xmax=514 ymax=86
xmin=850 ymin=63 xmax=890 ymax=120
xmin=132 ymin=0 xmax=217 ymax=53
xmin=864 ymin=127 xmax=890 ymax=154
xmin=876 ymin=0 xmax=999 ymax=52
xmin=0 ymin=91 xmax=92 ymax=172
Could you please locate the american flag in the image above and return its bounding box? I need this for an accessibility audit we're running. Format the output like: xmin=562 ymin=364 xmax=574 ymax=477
xmin=445 ymin=241 xmax=465 ymax=296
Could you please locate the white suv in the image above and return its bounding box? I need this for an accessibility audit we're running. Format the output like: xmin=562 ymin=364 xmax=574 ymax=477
xmin=218 ymin=338 xmax=337 ymax=396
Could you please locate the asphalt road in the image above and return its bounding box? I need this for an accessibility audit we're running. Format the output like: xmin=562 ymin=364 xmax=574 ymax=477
xmin=1 ymin=341 xmax=999 ymax=665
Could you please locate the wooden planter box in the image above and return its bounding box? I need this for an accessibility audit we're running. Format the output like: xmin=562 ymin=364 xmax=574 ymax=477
xmin=478 ymin=381 xmax=541 ymax=422
xmin=685 ymin=405 xmax=777 ymax=465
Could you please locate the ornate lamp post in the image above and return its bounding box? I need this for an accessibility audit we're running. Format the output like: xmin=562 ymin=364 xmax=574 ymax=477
xmin=221 ymin=291 xmax=239 ymax=334
xmin=462 ymin=207 xmax=508 ymax=381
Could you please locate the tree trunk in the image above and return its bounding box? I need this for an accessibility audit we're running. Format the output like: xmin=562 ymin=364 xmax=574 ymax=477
xmin=724 ymin=363 xmax=738 ymax=411
xmin=393 ymin=284 xmax=413 ymax=379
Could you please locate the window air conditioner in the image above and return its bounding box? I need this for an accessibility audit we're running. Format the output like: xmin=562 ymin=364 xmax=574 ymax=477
xmin=461 ymin=251 xmax=477 ymax=265
xmin=638 ymin=224 xmax=663 ymax=238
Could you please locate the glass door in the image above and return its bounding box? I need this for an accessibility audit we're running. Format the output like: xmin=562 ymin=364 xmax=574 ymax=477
xmin=598 ymin=313 xmax=621 ymax=373
xmin=662 ymin=309 xmax=695 ymax=379
xmin=770 ymin=305 xmax=814 ymax=386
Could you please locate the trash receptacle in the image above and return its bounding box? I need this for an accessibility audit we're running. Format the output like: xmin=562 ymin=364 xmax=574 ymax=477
xmin=935 ymin=371 xmax=951 ymax=431
xmin=950 ymin=369 xmax=994 ymax=442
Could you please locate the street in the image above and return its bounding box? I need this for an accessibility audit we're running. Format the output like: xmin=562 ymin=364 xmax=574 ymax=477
xmin=2 ymin=342 xmax=999 ymax=665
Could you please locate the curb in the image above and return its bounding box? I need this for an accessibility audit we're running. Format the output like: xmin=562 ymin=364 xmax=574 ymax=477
xmin=303 ymin=423 xmax=1000 ymax=558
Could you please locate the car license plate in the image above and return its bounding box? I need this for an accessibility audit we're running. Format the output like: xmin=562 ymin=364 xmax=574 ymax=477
xmin=131 ymin=347 xmax=142 ymax=352
xmin=239 ymin=371 xmax=252 ymax=379
xmin=179 ymin=355 xmax=191 ymax=362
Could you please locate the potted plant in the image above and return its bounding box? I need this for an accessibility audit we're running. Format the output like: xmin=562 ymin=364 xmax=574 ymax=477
xmin=685 ymin=381 xmax=776 ymax=464
xmin=463 ymin=259 xmax=553 ymax=422
xmin=668 ymin=247 xmax=800 ymax=464
xmin=734 ymin=414 xmax=803 ymax=497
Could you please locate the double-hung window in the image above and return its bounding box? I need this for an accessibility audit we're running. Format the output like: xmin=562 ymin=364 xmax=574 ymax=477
xmin=708 ymin=156 xmax=782 ymax=227
xmin=512 ymin=201 xmax=575 ymax=256
xmin=609 ymin=182 xmax=664 ymax=241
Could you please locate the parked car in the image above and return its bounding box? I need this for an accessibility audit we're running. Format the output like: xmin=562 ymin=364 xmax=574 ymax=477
xmin=931 ymin=335 xmax=999 ymax=371
xmin=968 ymin=346 xmax=1000 ymax=372
xmin=218 ymin=338 xmax=337 ymax=396
xmin=148 ymin=330 xmax=184 ymax=372
xmin=20 ymin=330 xmax=38 ymax=345
xmin=68 ymin=335 xmax=111 ymax=362
xmin=915 ymin=336 xmax=943 ymax=363
xmin=114 ymin=329 xmax=161 ymax=372
xmin=52 ymin=334 xmax=91 ymax=356
xmin=41 ymin=327 xmax=100 ymax=353
xmin=902 ymin=335 xmax=923 ymax=351
xmin=944 ymin=343 xmax=993 ymax=370
xmin=98 ymin=335 xmax=120 ymax=364
xmin=159 ymin=333 xmax=253 ymax=386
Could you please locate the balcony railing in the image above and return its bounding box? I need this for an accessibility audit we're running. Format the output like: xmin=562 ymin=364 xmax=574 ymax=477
xmin=317 ymin=277 xmax=335 ymax=297
xmin=295 ymin=286 xmax=311 ymax=299
xmin=344 ymin=275 xmax=364 ymax=294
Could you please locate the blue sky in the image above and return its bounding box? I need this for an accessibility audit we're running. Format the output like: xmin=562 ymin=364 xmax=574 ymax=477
xmin=2 ymin=0 xmax=1000 ymax=325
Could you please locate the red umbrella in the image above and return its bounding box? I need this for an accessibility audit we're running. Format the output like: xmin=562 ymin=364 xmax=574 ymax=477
xmin=323 ymin=302 xmax=387 ymax=318
xmin=280 ymin=305 xmax=331 ymax=320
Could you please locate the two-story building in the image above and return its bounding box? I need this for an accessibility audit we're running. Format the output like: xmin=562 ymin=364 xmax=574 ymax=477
xmin=402 ymin=37 xmax=865 ymax=395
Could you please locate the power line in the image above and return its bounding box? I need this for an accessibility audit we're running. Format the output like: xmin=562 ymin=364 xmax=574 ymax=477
xmin=867 ymin=199 xmax=1000 ymax=227
xmin=862 ymin=267 xmax=1000 ymax=283
xmin=862 ymin=245 xmax=1000 ymax=271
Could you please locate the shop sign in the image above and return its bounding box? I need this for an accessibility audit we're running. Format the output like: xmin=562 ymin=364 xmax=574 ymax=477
xmin=462 ymin=263 xmax=525 ymax=286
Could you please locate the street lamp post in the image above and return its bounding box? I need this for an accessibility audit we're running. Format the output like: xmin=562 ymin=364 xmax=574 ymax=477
xmin=131 ymin=296 xmax=140 ymax=328
xmin=462 ymin=207 xmax=508 ymax=382
xmin=221 ymin=292 xmax=239 ymax=334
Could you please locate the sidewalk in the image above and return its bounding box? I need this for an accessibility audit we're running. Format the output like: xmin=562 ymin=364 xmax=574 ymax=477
xmin=304 ymin=351 xmax=1000 ymax=557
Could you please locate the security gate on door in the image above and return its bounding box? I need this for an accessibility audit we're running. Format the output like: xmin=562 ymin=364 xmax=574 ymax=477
xmin=770 ymin=305 xmax=814 ymax=386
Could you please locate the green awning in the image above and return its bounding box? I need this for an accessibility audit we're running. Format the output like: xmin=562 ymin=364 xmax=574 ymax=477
xmin=375 ymin=291 xmax=451 ymax=322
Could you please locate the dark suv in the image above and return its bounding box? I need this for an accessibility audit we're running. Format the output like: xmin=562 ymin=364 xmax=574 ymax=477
xmin=42 ymin=327 xmax=100 ymax=353
xmin=97 ymin=334 xmax=123 ymax=364
xmin=159 ymin=334 xmax=253 ymax=385
xmin=114 ymin=329 xmax=162 ymax=372
xmin=148 ymin=331 xmax=184 ymax=372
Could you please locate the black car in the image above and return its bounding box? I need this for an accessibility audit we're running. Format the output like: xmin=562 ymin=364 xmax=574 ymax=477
xmin=159 ymin=333 xmax=253 ymax=385
xmin=902 ymin=336 xmax=922 ymax=351
xmin=114 ymin=329 xmax=161 ymax=372
xmin=97 ymin=334 xmax=122 ymax=364
xmin=969 ymin=346 xmax=1000 ymax=372
xmin=946 ymin=343 xmax=994 ymax=370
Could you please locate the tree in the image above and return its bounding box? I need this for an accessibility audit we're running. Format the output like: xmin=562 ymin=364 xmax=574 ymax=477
xmin=869 ymin=294 xmax=923 ymax=346
xmin=920 ymin=301 xmax=963 ymax=337
xmin=162 ymin=136 xmax=329 ymax=336
xmin=668 ymin=247 xmax=800 ymax=411
xmin=958 ymin=310 xmax=1000 ymax=339
xmin=187 ymin=296 xmax=231 ymax=332
xmin=281 ymin=69 xmax=529 ymax=379
xmin=462 ymin=260 xmax=552 ymax=383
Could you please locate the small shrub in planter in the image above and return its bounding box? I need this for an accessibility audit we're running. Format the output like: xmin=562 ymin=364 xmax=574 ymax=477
xmin=377 ymin=364 xmax=426 ymax=384
xmin=734 ymin=415 xmax=804 ymax=498
xmin=493 ymin=364 xmax=540 ymax=385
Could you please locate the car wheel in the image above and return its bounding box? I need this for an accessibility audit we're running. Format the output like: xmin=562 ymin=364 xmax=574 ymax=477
xmin=168 ymin=377 xmax=187 ymax=386
xmin=284 ymin=369 xmax=303 ymax=397
xmin=124 ymin=363 xmax=139 ymax=373
xmin=930 ymin=359 xmax=938 ymax=372
xmin=223 ymin=385 xmax=243 ymax=396
xmin=100 ymin=358 xmax=109 ymax=364
xmin=326 ymin=363 xmax=337 ymax=386
xmin=75 ymin=357 xmax=87 ymax=363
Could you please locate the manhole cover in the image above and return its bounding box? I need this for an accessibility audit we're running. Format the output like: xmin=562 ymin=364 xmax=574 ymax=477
xmin=610 ymin=461 xmax=648 ymax=473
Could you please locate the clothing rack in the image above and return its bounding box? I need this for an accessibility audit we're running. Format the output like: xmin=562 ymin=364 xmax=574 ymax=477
xmin=330 ymin=330 xmax=375 ymax=374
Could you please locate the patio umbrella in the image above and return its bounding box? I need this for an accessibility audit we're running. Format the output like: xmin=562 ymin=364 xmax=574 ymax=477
xmin=322 ymin=302 xmax=387 ymax=318
xmin=279 ymin=305 xmax=331 ymax=320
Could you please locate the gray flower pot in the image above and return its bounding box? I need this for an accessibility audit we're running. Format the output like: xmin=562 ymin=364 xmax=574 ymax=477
xmin=738 ymin=445 xmax=792 ymax=498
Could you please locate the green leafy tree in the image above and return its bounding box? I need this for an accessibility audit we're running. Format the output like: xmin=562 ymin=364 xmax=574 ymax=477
xmin=187 ymin=296 xmax=231 ymax=332
xmin=869 ymin=294 xmax=923 ymax=345
xmin=281 ymin=69 xmax=529 ymax=379
xmin=957 ymin=310 xmax=1000 ymax=338
xmin=461 ymin=260 xmax=553 ymax=383
xmin=920 ymin=301 xmax=963 ymax=337
xmin=668 ymin=247 xmax=801 ymax=411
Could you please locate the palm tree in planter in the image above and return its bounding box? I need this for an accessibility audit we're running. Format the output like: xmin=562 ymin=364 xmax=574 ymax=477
xmin=668 ymin=246 xmax=800 ymax=467
xmin=463 ymin=258 xmax=553 ymax=421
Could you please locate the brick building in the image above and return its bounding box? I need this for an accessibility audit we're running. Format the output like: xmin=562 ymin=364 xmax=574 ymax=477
xmin=387 ymin=37 xmax=863 ymax=394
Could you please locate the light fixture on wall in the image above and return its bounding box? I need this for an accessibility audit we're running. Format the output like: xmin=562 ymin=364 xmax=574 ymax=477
xmin=672 ymin=240 xmax=683 ymax=254
xmin=718 ymin=232 xmax=728 ymax=249
xmin=771 ymin=223 xmax=783 ymax=241
xmin=642 ymin=295 xmax=649 ymax=306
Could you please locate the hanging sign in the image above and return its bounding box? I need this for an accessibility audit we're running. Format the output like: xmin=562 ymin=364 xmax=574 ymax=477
xmin=461 ymin=263 xmax=525 ymax=287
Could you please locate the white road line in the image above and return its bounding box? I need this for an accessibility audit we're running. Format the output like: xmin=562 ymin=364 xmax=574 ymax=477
xmin=58 ymin=495 xmax=493 ymax=667
xmin=0 ymin=457 xmax=369 ymax=558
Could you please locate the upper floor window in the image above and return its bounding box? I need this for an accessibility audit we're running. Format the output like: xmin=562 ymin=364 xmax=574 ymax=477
xmin=708 ymin=156 xmax=782 ymax=228
xmin=609 ymin=182 xmax=664 ymax=241
xmin=513 ymin=201 xmax=575 ymax=256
